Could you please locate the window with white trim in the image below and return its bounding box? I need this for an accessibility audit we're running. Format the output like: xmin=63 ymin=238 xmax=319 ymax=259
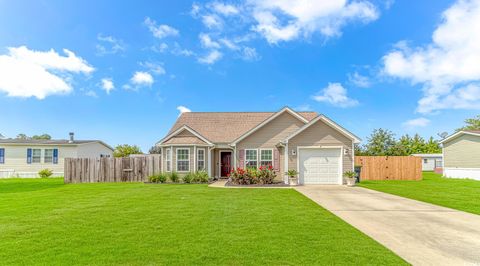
xmin=44 ymin=149 xmax=54 ymax=163
xmin=197 ymin=149 xmax=205 ymax=171
xmin=177 ymin=148 xmax=190 ymax=172
xmin=165 ymin=148 xmax=171 ymax=172
xmin=260 ymin=149 xmax=273 ymax=167
xmin=245 ymin=149 xmax=257 ymax=168
xmin=32 ymin=149 xmax=41 ymax=163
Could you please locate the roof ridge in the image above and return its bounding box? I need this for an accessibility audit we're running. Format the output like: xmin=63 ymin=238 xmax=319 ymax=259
xmin=180 ymin=111 xmax=317 ymax=113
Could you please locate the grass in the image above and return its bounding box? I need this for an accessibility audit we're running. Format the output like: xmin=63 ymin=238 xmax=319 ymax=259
xmin=359 ymin=172 xmax=480 ymax=215
xmin=0 ymin=178 xmax=405 ymax=265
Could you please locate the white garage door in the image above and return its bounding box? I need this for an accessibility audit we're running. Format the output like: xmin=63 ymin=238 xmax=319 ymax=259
xmin=299 ymin=148 xmax=341 ymax=184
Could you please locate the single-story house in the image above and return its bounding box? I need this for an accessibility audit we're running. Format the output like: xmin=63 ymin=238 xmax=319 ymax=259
xmin=0 ymin=133 xmax=113 ymax=178
xmin=156 ymin=107 xmax=361 ymax=185
xmin=411 ymin=153 xmax=443 ymax=171
xmin=440 ymin=130 xmax=480 ymax=180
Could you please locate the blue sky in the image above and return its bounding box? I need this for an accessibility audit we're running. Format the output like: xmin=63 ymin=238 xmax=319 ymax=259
xmin=1 ymin=0 xmax=479 ymax=151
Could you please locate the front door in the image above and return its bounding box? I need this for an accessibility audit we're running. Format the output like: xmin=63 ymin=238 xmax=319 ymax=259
xmin=220 ymin=152 xmax=232 ymax=177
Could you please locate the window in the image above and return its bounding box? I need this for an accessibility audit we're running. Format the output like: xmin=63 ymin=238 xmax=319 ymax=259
xmin=245 ymin=149 xmax=257 ymax=168
xmin=165 ymin=148 xmax=171 ymax=172
xmin=176 ymin=148 xmax=189 ymax=172
xmin=423 ymin=159 xmax=428 ymax=164
xmin=0 ymin=148 xmax=4 ymax=164
xmin=260 ymin=149 xmax=273 ymax=167
xmin=197 ymin=149 xmax=205 ymax=171
xmin=44 ymin=149 xmax=54 ymax=163
xmin=32 ymin=149 xmax=41 ymax=163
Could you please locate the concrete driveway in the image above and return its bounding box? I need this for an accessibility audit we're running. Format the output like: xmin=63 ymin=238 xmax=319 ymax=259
xmin=295 ymin=185 xmax=480 ymax=266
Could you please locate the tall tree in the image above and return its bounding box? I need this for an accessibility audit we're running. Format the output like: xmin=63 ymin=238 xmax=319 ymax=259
xmin=456 ymin=115 xmax=480 ymax=131
xmin=16 ymin=133 xmax=29 ymax=139
xmin=148 ymin=146 xmax=162 ymax=154
xmin=113 ymin=144 xmax=143 ymax=157
xmin=363 ymin=128 xmax=397 ymax=156
xmin=31 ymin=134 xmax=51 ymax=140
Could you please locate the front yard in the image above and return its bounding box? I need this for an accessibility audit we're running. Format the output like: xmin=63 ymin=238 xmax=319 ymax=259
xmin=359 ymin=172 xmax=480 ymax=215
xmin=0 ymin=178 xmax=405 ymax=265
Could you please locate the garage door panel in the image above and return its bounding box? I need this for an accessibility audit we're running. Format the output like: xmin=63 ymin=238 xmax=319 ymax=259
xmin=299 ymin=148 xmax=341 ymax=185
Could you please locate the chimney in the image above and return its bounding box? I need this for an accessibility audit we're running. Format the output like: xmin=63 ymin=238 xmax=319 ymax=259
xmin=69 ymin=132 xmax=74 ymax=143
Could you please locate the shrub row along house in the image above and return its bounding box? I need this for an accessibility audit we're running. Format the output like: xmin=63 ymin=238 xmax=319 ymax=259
xmin=0 ymin=133 xmax=113 ymax=178
xmin=156 ymin=107 xmax=361 ymax=185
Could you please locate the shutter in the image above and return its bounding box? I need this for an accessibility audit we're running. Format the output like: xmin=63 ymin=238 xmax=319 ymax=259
xmin=239 ymin=149 xmax=244 ymax=168
xmin=0 ymin=148 xmax=4 ymax=164
xmin=274 ymin=149 xmax=280 ymax=171
xmin=53 ymin=149 xmax=58 ymax=164
xmin=27 ymin=148 xmax=32 ymax=164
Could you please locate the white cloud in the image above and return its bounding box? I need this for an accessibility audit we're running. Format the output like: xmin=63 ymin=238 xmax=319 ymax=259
xmin=130 ymin=71 xmax=154 ymax=87
xmin=382 ymin=0 xmax=480 ymax=113
xmin=402 ymin=117 xmax=430 ymax=128
xmin=241 ymin=47 xmax=260 ymax=61
xmin=202 ymin=14 xmax=222 ymax=29
xmin=85 ymin=90 xmax=98 ymax=98
xmin=251 ymin=0 xmax=379 ymax=44
xmin=140 ymin=61 xmax=166 ymax=75
xmin=177 ymin=105 xmax=191 ymax=116
xmin=295 ymin=104 xmax=313 ymax=111
xmin=96 ymin=34 xmax=126 ymax=56
xmin=198 ymin=50 xmax=223 ymax=64
xmin=151 ymin=43 xmax=168 ymax=53
xmin=0 ymin=46 xmax=94 ymax=99
xmin=171 ymin=43 xmax=195 ymax=57
xmin=144 ymin=17 xmax=179 ymax=39
xmin=101 ymin=78 xmax=114 ymax=94
xmin=219 ymin=38 xmax=240 ymax=50
xmin=312 ymin=82 xmax=359 ymax=107
xmin=348 ymin=71 xmax=371 ymax=88
xmin=199 ymin=33 xmax=221 ymax=49
xmin=211 ymin=2 xmax=239 ymax=16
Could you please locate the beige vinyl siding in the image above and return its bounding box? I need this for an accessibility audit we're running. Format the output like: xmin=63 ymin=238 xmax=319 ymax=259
xmin=443 ymin=135 xmax=480 ymax=168
xmin=236 ymin=112 xmax=306 ymax=180
xmin=0 ymin=144 xmax=77 ymax=177
xmin=287 ymin=119 xmax=354 ymax=174
xmin=76 ymin=142 xmax=113 ymax=158
xmin=164 ymin=129 xmax=207 ymax=145
xmin=162 ymin=146 xmax=209 ymax=176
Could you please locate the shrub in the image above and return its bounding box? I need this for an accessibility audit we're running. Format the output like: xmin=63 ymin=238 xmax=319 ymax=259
xmin=343 ymin=171 xmax=357 ymax=179
xmin=286 ymin=169 xmax=298 ymax=177
xmin=38 ymin=169 xmax=53 ymax=178
xmin=169 ymin=172 xmax=179 ymax=183
xmin=182 ymin=172 xmax=195 ymax=184
xmin=193 ymin=171 xmax=210 ymax=183
xmin=158 ymin=173 xmax=167 ymax=183
xmin=229 ymin=166 xmax=277 ymax=185
xmin=148 ymin=174 xmax=160 ymax=183
xmin=258 ymin=165 xmax=276 ymax=184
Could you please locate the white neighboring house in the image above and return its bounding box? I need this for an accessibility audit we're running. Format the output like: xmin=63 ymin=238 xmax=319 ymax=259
xmin=411 ymin=154 xmax=443 ymax=171
xmin=440 ymin=130 xmax=480 ymax=180
xmin=0 ymin=133 xmax=113 ymax=178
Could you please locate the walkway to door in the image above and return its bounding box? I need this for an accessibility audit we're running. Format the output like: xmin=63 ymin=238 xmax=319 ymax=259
xmin=295 ymin=185 xmax=480 ymax=265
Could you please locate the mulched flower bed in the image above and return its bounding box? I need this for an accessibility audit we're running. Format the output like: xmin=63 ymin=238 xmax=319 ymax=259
xmin=225 ymin=181 xmax=291 ymax=187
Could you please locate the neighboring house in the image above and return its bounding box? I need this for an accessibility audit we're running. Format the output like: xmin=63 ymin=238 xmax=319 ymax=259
xmin=0 ymin=133 xmax=113 ymax=178
xmin=156 ymin=107 xmax=361 ymax=185
xmin=411 ymin=154 xmax=443 ymax=171
xmin=440 ymin=130 xmax=480 ymax=180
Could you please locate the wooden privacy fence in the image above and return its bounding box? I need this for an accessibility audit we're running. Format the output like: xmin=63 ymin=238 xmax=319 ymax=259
xmin=355 ymin=156 xmax=422 ymax=181
xmin=64 ymin=156 xmax=161 ymax=183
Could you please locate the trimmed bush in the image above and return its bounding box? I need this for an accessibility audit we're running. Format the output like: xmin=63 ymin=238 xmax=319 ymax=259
xmin=182 ymin=172 xmax=195 ymax=184
xmin=229 ymin=166 xmax=277 ymax=185
xmin=169 ymin=172 xmax=179 ymax=183
xmin=38 ymin=169 xmax=53 ymax=178
xmin=158 ymin=173 xmax=167 ymax=183
xmin=148 ymin=174 xmax=160 ymax=183
xmin=193 ymin=171 xmax=209 ymax=183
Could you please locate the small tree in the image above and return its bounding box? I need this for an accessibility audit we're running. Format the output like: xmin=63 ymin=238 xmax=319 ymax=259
xmin=31 ymin=134 xmax=52 ymax=140
xmin=148 ymin=145 xmax=162 ymax=154
xmin=16 ymin=133 xmax=29 ymax=140
xmin=363 ymin=128 xmax=397 ymax=156
xmin=113 ymin=144 xmax=143 ymax=157
xmin=456 ymin=115 xmax=480 ymax=131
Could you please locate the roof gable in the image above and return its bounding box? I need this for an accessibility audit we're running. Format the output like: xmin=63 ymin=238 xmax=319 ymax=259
xmin=440 ymin=130 xmax=480 ymax=144
xmin=158 ymin=125 xmax=213 ymax=145
xmin=284 ymin=115 xmax=361 ymax=143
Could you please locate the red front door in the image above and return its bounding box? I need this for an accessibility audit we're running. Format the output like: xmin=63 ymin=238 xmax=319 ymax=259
xmin=221 ymin=152 xmax=232 ymax=177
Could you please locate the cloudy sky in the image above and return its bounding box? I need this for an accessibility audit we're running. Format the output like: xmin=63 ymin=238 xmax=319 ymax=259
xmin=0 ymin=0 xmax=479 ymax=151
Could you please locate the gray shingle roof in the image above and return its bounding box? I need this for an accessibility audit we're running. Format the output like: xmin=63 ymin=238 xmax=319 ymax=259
xmin=0 ymin=139 xmax=99 ymax=145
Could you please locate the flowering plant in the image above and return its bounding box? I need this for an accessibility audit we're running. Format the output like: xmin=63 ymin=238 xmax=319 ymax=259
xmin=229 ymin=165 xmax=276 ymax=185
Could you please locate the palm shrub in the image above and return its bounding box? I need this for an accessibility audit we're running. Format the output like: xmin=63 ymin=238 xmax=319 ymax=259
xmin=169 ymin=172 xmax=179 ymax=183
xmin=286 ymin=169 xmax=298 ymax=177
xmin=343 ymin=171 xmax=356 ymax=179
xmin=38 ymin=169 xmax=53 ymax=178
xmin=182 ymin=172 xmax=195 ymax=183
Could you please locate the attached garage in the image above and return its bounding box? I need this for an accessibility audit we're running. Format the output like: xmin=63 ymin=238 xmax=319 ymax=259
xmin=298 ymin=147 xmax=342 ymax=185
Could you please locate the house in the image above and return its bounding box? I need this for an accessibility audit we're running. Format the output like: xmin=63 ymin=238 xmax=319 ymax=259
xmin=156 ymin=107 xmax=361 ymax=185
xmin=0 ymin=133 xmax=113 ymax=178
xmin=411 ymin=154 xmax=443 ymax=171
xmin=439 ymin=130 xmax=480 ymax=180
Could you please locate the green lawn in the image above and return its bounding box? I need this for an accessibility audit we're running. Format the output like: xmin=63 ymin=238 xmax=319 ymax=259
xmin=0 ymin=178 xmax=405 ymax=265
xmin=359 ymin=172 xmax=480 ymax=215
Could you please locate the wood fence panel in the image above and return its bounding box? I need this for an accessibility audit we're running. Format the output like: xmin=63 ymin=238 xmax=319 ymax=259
xmin=64 ymin=156 xmax=162 ymax=183
xmin=354 ymin=156 xmax=422 ymax=181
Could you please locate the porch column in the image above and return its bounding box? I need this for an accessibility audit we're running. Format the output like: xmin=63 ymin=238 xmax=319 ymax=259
xmin=284 ymin=143 xmax=289 ymax=184
xmin=207 ymin=147 xmax=212 ymax=177
xmin=193 ymin=145 xmax=197 ymax=172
